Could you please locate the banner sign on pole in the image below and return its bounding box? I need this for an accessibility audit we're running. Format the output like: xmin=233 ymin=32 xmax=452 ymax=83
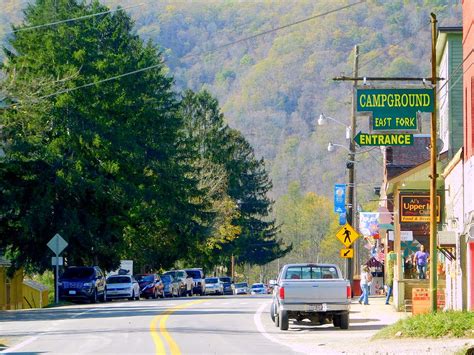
xmin=359 ymin=212 xmax=380 ymax=237
xmin=339 ymin=212 xmax=347 ymax=226
xmin=334 ymin=184 xmax=346 ymax=213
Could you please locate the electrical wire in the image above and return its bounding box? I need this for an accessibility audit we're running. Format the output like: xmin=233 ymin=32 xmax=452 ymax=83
xmin=358 ymin=20 xmax=431 ymax=71
xmin=2 ymin=1 xmax=152 ymax=35
xmin=437 ymin=48 xmax=474 ymax=94
xmin=2 ymin=0 xmax=367 ymax=109
xmin=180 ymin=0 xmax=366 ymax=61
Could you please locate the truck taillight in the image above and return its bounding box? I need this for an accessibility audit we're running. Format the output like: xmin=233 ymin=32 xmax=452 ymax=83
xmin=279 ymin=286 xmax=285 ymax=299
xmin=347 ymin=285 xmax=351 ymax=299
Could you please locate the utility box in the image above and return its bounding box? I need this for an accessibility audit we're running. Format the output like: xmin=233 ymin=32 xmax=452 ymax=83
xmin=23 ymin=280 xmax=50 ymax=308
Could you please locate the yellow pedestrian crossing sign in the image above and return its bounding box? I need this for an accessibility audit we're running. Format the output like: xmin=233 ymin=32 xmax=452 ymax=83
xmin=336 ymin=223 xmax=360 ymax=247
xmin=340 ymin=248 xmax=354 ymax=258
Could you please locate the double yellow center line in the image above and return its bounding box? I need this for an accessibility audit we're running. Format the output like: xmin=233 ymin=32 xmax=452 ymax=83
xmin=150 ymin=300 xmax=205 ymax=355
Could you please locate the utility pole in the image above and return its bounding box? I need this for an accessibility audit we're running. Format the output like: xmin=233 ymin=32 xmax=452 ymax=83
xmin=429 ymin=13 xmax=438 ymax=313
xmin=231 ymin=254 xmax=235 ymax=281
xmin=347 ymin=45 xmax=359 ymax=283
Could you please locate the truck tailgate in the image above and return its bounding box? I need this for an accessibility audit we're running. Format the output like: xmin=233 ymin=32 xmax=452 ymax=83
xmin=282 ymin=280 xmax=348 ymax=304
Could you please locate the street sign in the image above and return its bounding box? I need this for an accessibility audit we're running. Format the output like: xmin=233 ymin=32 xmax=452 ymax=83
xmin=336 ymin=223 xmax=361 ymax=248
xmin=356 ymin=88 xmax=434 ymax=132
xmin=47 ymin=233 xmax=68 ymax=305
xmin=334 ymin=184 xmax=346 ymax=213
xmin=354 ymin=131 xmax=413 ymax=146
xmin=47 ymin=234 xmax=68 ymax=255
xmin=340 ymin=248 xmax=354 ymax=258
xmin=51 ymin=257 xmax=63 ymax=266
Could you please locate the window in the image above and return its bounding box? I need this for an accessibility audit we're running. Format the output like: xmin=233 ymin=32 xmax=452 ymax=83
xmin=385 ymin=147 xmax=393 ymax=165
xmin=284 ymin=266 xmax=339 ymax=280
xmin=107 ymin=276 xmax=131 ymax=284
xmin=62 ymin=267 xmax=94 ymax=279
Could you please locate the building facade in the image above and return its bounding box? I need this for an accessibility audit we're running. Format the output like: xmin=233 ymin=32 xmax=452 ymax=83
xmin=462 ymin=0 xmax=474 ymax=311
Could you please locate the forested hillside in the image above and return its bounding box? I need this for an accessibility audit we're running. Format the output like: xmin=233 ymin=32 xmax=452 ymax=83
xmin=0 ymin=0 xmax=462 ymax=272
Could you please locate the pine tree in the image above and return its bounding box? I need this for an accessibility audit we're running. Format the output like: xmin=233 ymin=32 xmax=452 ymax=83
xmin=0 ymin=0 xmax=194 ymax=271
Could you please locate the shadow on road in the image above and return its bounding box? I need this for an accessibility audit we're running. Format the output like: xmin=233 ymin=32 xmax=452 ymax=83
xmin=0 ymin=294 xmax=270 ymax=323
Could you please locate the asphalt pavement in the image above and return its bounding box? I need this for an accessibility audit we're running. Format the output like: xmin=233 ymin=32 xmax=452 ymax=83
xmin=0 ymin=295 xmax=472 ymax=355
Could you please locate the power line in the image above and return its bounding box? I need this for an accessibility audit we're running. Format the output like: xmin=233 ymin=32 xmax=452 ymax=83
xmin=2 ymin=1 xmax=366 ymax=109
xmin=437 ymin=48 xmax=474 ymax=95
xmin=359 ymin=20 xmax=431 ymax=71
xmin=2 ymin=1 xmax=151 ymax=35
xmin=180 ymin=0 xmax=366 ymax=61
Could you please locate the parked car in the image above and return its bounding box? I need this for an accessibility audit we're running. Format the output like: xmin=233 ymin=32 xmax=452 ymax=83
xmin=58 ymin=266 xmax=106 ymax=303
xmin=204 ymin=277 xmax=224 ymax=295
xmin=106 ymin=275 xmax=140 ymax=301
xmin=218 ymin=276 xmax=233 ymax=295
xmin=135 ymin=274 xmax=163 ymax=299
xmin=271 ymin=263 xmax=351 ymax=331
xmin=233 ymin=282 xmax=249 ymax=295
xmin=250 ymin=283 xmax=267 ymax=295
xmin=161 ymin=274 xmax=177 ymax=298
xmin=185 ymin=268 xmax=206 ymax=296
xmin=163 ymin=270 xmax=188 ymax=297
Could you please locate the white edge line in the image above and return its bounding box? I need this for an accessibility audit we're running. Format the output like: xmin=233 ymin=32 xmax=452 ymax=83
xmin=1 ymin=307 xmax=99 ymax=353
xmin=71 ymin=307 xmax=98 ymax=319
xmin=253 ymin=302 xmax=307 ymax=355
xmin=0 ymin=336 xmax=39 ymax=354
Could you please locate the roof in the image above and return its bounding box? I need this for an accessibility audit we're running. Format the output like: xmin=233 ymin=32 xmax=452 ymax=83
xmin=23 ymin=279 xmax=49 ymax=291
xmin=386 ymin=152 xmax=446 ymax=195
xmin=442 ymin=147 xmax=463 ymax=178
xmin=436 ymin=26 xmax=463 ymax=64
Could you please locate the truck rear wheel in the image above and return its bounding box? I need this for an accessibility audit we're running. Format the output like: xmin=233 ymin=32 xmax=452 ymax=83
xmin=333 ymin=315 xmax=341 ymax=327
xmin=279 ymin=310 xmax=289 ymax=331
xmin=340 ymin=313 xmax=349 ymax=329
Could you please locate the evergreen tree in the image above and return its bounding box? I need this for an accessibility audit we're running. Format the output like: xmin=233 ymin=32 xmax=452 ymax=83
xmin=0 ymin=0 xmax=195 ymax=271
xmin=224 ymin=129 xmax=291 ymax=266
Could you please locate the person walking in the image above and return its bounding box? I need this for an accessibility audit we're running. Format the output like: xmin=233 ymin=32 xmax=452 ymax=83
xmin=413 ymin=245 xmax=429 ymax=279
xmin=385 ymin=251 xmax=395 ymax=305
xmin=185 ymin=275 xmax=194 ymax=297
xmin=358 ymin=265 xmax=372 ymax=305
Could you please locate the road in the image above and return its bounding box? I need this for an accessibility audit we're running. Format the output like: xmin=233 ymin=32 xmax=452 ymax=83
xmin=0 ymin=295 xmax=471 ymax=355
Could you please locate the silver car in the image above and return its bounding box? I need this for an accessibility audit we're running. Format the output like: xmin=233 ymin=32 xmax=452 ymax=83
xmin=204 ymin=277 xmax=224 ymax=295
xmin=106 ymin=275 xmax=140 ymax=301
xmin=233 ymin=282 xmax=249 ymax=295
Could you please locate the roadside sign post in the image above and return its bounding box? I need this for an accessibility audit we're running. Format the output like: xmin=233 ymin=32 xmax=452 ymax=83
xmin=47 ymin=233 xmax=68 ymax=304
xmin=336 ymin=223 xmax=361 ymax=264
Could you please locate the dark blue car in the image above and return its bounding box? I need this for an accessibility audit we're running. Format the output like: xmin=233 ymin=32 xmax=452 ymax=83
xmin=218 ymin=276 xmax=233 ymax=295
xmin=58 ymin=266 xmax=106 ymax=303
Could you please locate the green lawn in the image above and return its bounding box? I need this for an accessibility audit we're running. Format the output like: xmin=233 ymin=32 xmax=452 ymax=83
xmin=374 ymin=311 xmax=474 ymax=339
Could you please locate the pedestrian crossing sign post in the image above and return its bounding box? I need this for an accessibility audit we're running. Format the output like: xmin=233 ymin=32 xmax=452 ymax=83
xmin=340 ymin=248 xmax=354 ymax=258
xmin=336 ymin=223 xmax=361 ymax=248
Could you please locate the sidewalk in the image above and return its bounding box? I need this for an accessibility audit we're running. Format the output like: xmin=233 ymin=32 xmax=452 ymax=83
xmin=342 ymin=295 xmax=474 ymax=355
xmin=261 ymin=295 xmax=473 ymax=355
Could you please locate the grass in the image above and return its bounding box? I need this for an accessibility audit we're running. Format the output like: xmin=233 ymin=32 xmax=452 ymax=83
xmin=374 ymin=311 xmax=474 ymax=339
xmin=0 ymin=340 xmax=7 ymax=350
xmin=28 ymin=270 xmax=55 ymax=305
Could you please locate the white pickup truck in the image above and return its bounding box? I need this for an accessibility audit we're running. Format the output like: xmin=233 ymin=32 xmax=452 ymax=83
xmin=271 ymin=263 xmax=351 ymax=331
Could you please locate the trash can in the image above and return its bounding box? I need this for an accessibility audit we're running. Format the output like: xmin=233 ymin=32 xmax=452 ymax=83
xmin=352 ymin=277 xmax=361 ymax=296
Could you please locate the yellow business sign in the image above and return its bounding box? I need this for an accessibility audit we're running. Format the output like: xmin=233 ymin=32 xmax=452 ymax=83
xmin=340 ymin=248 xmax=354 ymax=258
xmin=336 ymin=223 xmax=361 ymax=248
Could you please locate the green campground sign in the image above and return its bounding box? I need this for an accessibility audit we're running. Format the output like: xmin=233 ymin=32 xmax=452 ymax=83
xmin=357 ymin=88 xmax=434 ymax=131
xmin=354 ymin=131 xmax=414 ymax=146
